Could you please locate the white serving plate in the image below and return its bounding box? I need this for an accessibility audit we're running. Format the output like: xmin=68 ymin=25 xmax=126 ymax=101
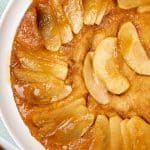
xmin=0 ymin=0 xmax=44 ymax=149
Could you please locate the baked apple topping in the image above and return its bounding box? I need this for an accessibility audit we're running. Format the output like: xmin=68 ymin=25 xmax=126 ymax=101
xmin=118 ymin=22 xmax=150 ymax=76
xmin=10 ymin=0 xmax=150 ymax=149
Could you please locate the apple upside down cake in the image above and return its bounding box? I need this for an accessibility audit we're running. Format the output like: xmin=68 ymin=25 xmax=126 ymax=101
xmin=10 ymin=0 xmax=150 ymax=149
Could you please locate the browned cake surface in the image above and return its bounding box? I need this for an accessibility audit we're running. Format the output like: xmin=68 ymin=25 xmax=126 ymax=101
xmin=10 ymin=0 xmax=150 ymax=149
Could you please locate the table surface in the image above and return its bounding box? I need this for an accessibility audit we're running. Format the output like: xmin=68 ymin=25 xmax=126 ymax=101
xmin=0 ymin=0 xmax=19 ymax=149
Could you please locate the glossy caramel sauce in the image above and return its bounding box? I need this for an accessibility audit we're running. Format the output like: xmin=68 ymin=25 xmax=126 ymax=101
xmin=10 ymin=0 xmax=150 ymax=149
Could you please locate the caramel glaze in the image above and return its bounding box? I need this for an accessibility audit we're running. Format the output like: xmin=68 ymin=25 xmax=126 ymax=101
xmin=10 ymin=0 xmax=150 ymax=149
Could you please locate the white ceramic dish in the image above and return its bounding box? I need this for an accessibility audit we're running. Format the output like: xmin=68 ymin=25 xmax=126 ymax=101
xmin=0 ymin=137 xmax=18 ymax=150
xmin=0 ymin=0 xmax=44 ymax=149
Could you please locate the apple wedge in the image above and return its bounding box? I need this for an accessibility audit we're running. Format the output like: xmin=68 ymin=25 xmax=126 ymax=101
xmin=118 ymin=22 xmax=150 ymax=76
xmin=92 ymin=32 xmax=105 ymax=50
xmin=32 ymin=98 xmax=87 ymax=126
xmin=31 ymin=98 xmax=94 ymax=143
xmin=14 ymin=69 xmax=72 ymax=103
xmin=120 ymin=119 xmax=132 ymax=150
xmin=117 ymin=0 xmax=150 ymax=9
xmin=95 ymin=0 xmax=108 ymax=25
xmin=83 ymin=0 xmax=102 ymax=25
xmin=13 ymin=68 xmax=64 ymax=85
xmin=16 ymin=49 xmax=68 ymax=80
xmin=93 ymin=37 xmax=130 ymax=95
xmin=38 ymin=4 xmax=61 ymax=51
xmin=90 ymin=115 xmax=110 ymax=150
xmin=63 ymin=0 xmax=83 ymax=34
xmin=83 ymin=52 xmax=109 ymax=104
xmin=51 ymin=0 xmax=73 ymax=44
xmin=110 ymin=116 xmax=122 ymax=150
xmin=127 ymin=116 xmax=150 ymax=150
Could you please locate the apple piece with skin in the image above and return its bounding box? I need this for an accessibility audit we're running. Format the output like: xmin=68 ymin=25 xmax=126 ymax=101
xmin=118 ymin=0 xmax=150 ymax=9
xmin=93 ymin=37 xmax=130 ymax=95
xmin=110 ymin=116 xmax=123 ymax=150
xmin=63 ymin=0 xmax=83 ymax=34
xmin=118 ymin=22 xmax=150 ymax=76
xmin=83 ymin=52 xmax=110 ymax=105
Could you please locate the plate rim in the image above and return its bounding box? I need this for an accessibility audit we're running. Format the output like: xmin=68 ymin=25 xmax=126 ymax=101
xmin=0 ymin=0 xmax=44 ymax=149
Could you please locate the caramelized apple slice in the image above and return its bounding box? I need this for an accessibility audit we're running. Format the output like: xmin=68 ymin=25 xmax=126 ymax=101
xmin=93 ymin=37 xmax=130 ymax=95
xmin=38 ymin=4 xmax=61 ymax=51
xmin=95 ymin=0 xmax=108 ymax=25
xmin=137 ymin=4 xmax=150 ymax=13
xmin=27 ymin=83 xmax=72 ymax=104
xmin=16 ymin=50 xmax=68 ymax=80
xmin=83 ymin=0 xmax=102 ymax=25
xmin=118 ymin=22 xmax=150 ymax=75
xmin=51 ymin=0 xmax=73 ymax=43
xmin=14 ymin=69 xmax=72 ymax=102
xmin=63 ymin=0 xmax=83 ymax=34
xmin=92 ymin=32 xmax=105 ymax=50
xmin=90 ymin=115 xmax=110 ymax=149
xmin=52 ymin=113 xmax=94 ymax=144
xmin=83 ymin=52 xmax=109 ymax=104
xmin=37 ymin=105 xmax=91 ymax=136
xmin=32 ymin=98 xmax=86 ymax=126
xmin=110 ymin=116 xmax=122 ymax=150
xmin=118 ymin=0 xmax=150 ymax=9
xmin=31 ymin=98 xmax=94 ymax=143
xmin=14 ymin=69 xmax=64 ymax=85
xmin=120 ymin=119 xmax=132 ymax=150
xmin=127 ymin=116 xmax=150 ymax=150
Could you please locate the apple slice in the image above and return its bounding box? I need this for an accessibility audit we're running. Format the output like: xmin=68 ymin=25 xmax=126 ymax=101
xmin=32 ymin=98 xmax=87 ymax=126
xmin=118 ymin=22 xmax=150 ymax=75
xmin=95 ymin=0 xmax=108 ymax=25
xmin=93 ymin=37 xmax=130 ymax=95
xmin=38 ymin=4 xmax=61 ymax=51
xmin=52 ymin=113 xmax=94 ymax=144
xmin=31 ymin=98 xmax=94 ymax=143
xmin=110 ymin=116 xmax=122 ymax=150
xmin=120 ymin=119 xmax=132 ymax=150
xmin=127 ymin=116 xmax=150 ymax=150
xmin=13 ymin=68 xmax=64 ymax=85
xmin=51 ymin=0 xmax=73 ymax=44
xmin=83 ymin=52 xmax=109 ymax=104
xmin=83 ymin=0 xmax=102 ymax=25
xmin=90 ymin=115 xmax=110 ymax=150
xmin=137 ymin=4 xmax=150 ymax=13
xmin=27 ymin=83 xmax=72 ymax=104
xmin=118 ymin=0 xmax=150 ymax=9
xmin=63 ymin=0 xmax=83 ymax=34
xmin=14 ymin=69 xmax=72 ymax=103
xmin=92 ymin=32 xmax=105 ymax=50
xmin=16 ymin=50 xmax=68 ymax=80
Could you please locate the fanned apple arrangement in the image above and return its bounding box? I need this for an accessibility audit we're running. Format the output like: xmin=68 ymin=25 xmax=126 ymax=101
xmin=11 ymin=0 xmax=150 ymax=149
